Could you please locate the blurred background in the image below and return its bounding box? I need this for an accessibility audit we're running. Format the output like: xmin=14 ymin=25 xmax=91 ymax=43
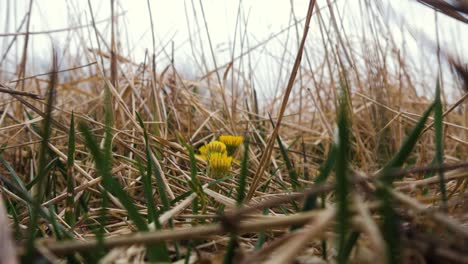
xmin=0 ymin=0 xmax=466 ymax=100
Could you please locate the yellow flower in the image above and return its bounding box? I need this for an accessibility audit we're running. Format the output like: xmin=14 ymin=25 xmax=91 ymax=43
xmin=197 ymin=145 xmax=208 ymax=161
xmin=208 ymin=152 xmax=233 ymax=178
xmin=205 ymin=140 xmax=227 ymax=155
xmin=197 ymin=141 xmax=227 ymax=161
xmin=199 ymin=145 xmax=207 ymax=155
xmin=219 ymin=135 xmax=243 ymax=156
xmin=219 ymin=135 xmax=243 ymax=147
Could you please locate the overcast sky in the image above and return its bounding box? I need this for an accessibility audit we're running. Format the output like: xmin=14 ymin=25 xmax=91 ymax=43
xmin=0 ymin=0 xmax=466 ymax=98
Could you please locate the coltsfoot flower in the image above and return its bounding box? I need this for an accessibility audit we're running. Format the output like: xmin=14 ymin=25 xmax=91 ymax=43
xmin=197 ymin=145 xmax=208 ymax=160
xmin=196 ymin=137 xmax=241 ymax=179
xmin=219 ymin=135 xmax=243 ymax=156
xmin=205 ymin=140 xmax=227 ymax=154
xmin=208 ymin=152 xmax=233 ymax=178
xmin=197 ymin=140 xmax=227 ymax=161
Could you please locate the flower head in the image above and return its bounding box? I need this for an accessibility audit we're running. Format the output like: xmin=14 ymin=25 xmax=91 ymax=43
xmin=208 ymin=152 xmax=233 ymax=178
xmin=197 ymin=140 xmax=227 ymax=161
xmin=196 ymin=145 xmax=208 ymax=160
xmin=205 ymin=140 xmax=227 ymax=154
xmin=219 ymin=135 xmax=243 ymax=156
xmin=199 ymin=145 xmax=207 ymax=156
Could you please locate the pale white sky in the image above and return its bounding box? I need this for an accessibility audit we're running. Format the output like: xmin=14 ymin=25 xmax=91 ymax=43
xmin=0 ymin=0 xmax=466 ymax=98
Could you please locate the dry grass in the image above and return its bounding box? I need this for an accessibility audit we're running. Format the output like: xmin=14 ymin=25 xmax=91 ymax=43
xmin=0 ymin=0 xmax=467 ymax=263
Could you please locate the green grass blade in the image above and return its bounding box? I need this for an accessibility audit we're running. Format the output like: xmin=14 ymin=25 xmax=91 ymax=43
xmin=184 ymin=245 xmax=193 ymax=264
xmin=136 ymin=113 xmax=171 ymax=262
xmin=374 ymin=95 xmax=436 ymax=263
xmin=66 ymin=112 xmax=76 ymax=169
xmin=223 ymin=234 xmax=237 ymax=264
xmin=321 ymin=238 xmax=328 ymax=260
xmin=269 ymin=115 xmax=300 ymax=191
xmin=171 ymin=190 xmax=193 ymax=206
xmin=236 ymin=137 xmax=250 ymax=205
xmin=77 ymin=191 xmax=91 ymax=217
xmin=25 ymin=54 xmax=58 ymax=261
xmin=375 ymin=99 xmax=436 ymax=264
xmin=223 ymin=137 xmax=250 ymax=264
xmin=187 ymin=146 xmax=198 ymax=181
xmin=95 ymin=190 xmax=109 ymax=262
xmin=65 ymin=112 xmax=76 ymax=229
xmin=434 ymin=78 xmax=447 ymax=208
xmin=255 ymin=182 xmax=275 ymax=249
xmin=254 ymin=208 xmax=269 ymax=250
xmin=301 ymin=139 xmax=310 ymax=181
xmin=48 ymin=205 xmax=63 ymax=241
xmin=148 ymin=147 xmax=171 ymax=213
xmin=382 ymin=102 xmax=435 ymax=180
xmin=25 ymin=111 xmax=40 ymax=133
xmin=335 ymin=94 xmax=352 ymax=264
xmin=177 ymin=132 xmax=206 ymax=214
xmin=302 ymin=144 xmax=336 ymax=212
xmin=376 ymin=185 xmax=401 ymax=264
xmin=79 ymin=123 xmax=147 ymax=230
xmin=342 ymin=231 xmax=360 ymax=260
xmin=271 ymin=178 xmax=299 ymax=212
xmin=320 ymin=191 xmax=328 ymax=260
xmin=5 ymin=198 xmax=21 ymax=240
xmin=80 ymin=122 xmax=171 ymax=262
xmin=49 ymin=204 xmax=80 ymax=264
xmin=0 ymin=175 xmax=71 ymax=236
xmin=0 ymin=155 xmax=27 ymax=191
xmin=277 ymin=135 xmax=300 ymax=191
xmin=25 ymin=157 xmax=58 ymax=190
xmin=207 ymin=175 xmax=235 ymax=188
xmin=136 ymin=113 xmax=159 ymax=225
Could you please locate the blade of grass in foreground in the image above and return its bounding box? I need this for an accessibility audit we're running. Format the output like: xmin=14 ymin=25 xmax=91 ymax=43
xmin=302 ymin=144 xmax=336 ymax=212
xmin=147 ymin=142 xmax=171 ymax=214
xmin=262 ymin=116 xmax=301 ymax=211
xmin=381 ymin=102 xmax=436 ymax=181
xmin=137 ymin=114 xmax=161 ymax=225
xmin=342 ymin=231 xmax=360 ymax=260
xmin=269 ymin=115 xmax=300 ymax=191
xmin=136 ymin=113 xmax=171 ymax=261
xmin=79 ymin=123 xmax=170 ymax=263
xmin=376 ymin=186 xmax=400 ymax=264
xmin=291 ymin=143 xmax=337 ymax=257
xmin=377 ymin=100 xmax=435 ymax=264
xmin=0 ymin=155 xmax=27 ymax=192
xmin=177 ymin=132 xmax=206 ymax=216
xmin=97 ymin=187 xmax=109 ymax=262
xmin=254 ymin=181 xmax=274 ymax=250
xmin=335 ymin=94 xmax=352 ymax=264
xmin=224 ymin=137 xmax=250 ymax=264
xmin=65 ymin=112 xmax=76 ymax=230
xmin=301 ymin=139 xmax=310 ymax=181
xmin=48 ymin=205 xmax=63 ymax=241
xmin=0 ymin=175 xmax=70 ymax=235
xmin=254 ymin=208 xmax=269 ymax=250
xmin=5 ymin=198 xmax=21 ymax=241
xmin=48 ymin=204 xmax=80 ymax=264
xmin=24 ymin=53 xmax=58 ymax=262
xmin=434 ymin=78 xmax=447 ymax=208
xmin=25 ymin=158 xmax=58 ymax=190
